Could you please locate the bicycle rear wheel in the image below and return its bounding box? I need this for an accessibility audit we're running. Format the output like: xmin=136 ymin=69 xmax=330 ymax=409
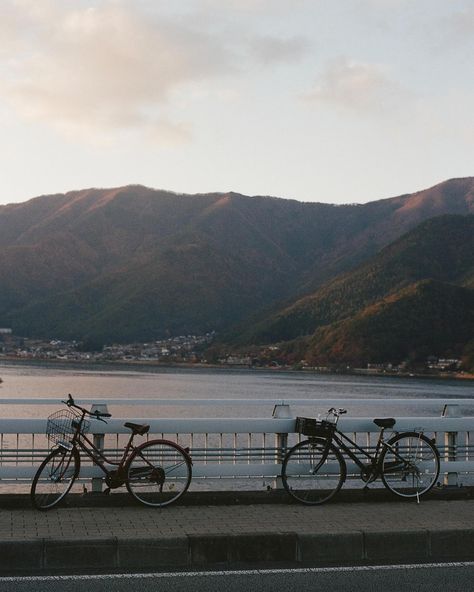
xmin=281 ymin=438 xmax=346 ymax=505
xmin=381 ymin=432 xmax=440 ymax=498
xmin=31 ymin=446 xmax=80 ymax=510
xmin=126 ymin=440 xmax=192 ymax=507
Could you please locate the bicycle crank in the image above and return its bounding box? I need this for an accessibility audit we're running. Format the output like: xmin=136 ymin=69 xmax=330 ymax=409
xmin=105 ymin=469 xmax=126 ymax=489
xmin=360 ymin=466 xmax=377 ymax=484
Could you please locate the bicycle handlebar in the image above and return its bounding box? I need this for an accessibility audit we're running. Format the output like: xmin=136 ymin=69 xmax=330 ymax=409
xmin=63 ymin=394 xmax=112 ymax=422
xmin=327 ymin=407 xmax=347 ymax=417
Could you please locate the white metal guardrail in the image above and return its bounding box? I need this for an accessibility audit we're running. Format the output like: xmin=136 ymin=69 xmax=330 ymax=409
xmin=1 ymin=398 xmax=474 ymax=489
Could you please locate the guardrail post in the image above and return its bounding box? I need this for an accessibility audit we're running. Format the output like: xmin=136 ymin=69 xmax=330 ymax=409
xmin=272 ymin=403 xmax=292 ymax=489
xmin=90 ymin=403 xmax=108 ymax=493
xmin=442 ymin=404 xmax=460 ymax=487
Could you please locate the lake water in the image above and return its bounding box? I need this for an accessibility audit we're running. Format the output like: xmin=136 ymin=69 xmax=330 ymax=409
xmin=1 ymin=360 xmax=474 ymax=420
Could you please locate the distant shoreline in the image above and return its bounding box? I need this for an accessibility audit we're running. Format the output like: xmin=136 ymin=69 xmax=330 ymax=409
xmin=0 ymin=356 xmax=472 ymax=381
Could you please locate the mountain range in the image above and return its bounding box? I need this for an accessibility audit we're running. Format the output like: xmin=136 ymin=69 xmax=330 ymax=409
xmin=0 ymin=177 xmax=473 ymax=367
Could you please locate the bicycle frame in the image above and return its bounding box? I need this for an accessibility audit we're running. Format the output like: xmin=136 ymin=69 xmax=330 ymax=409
xmin=63 ymin=410 xmax=139 ymax=480
xmin=332 ymin=430 xmax=379 ymax=473
xmin=318 ymin=425 xmax=413 ymax=481
xmin=74 ymin=430 xmax=130 ymax=474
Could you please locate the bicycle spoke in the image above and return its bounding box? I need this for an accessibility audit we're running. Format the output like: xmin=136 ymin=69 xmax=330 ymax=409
xmin=381 ymin=433 xmax=439 ymax=499
xmin=282 ymin=439 xmax=345 ymax=505
xmin=126 ymin=441 xmax=192 ymax=507
xmin=31 ymin=447 xmax=79 ymax=510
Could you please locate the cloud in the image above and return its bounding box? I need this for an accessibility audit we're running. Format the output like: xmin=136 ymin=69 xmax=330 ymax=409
xmin=446 ymin=6 xmax=474 ymax=40
xmin=0 ymin=1 xmax=234 ymax=143
xmin=249 ymin=36 xmax=309 ymax=65
xmin=0 ymin=1 xmax=312 ymax=144
xmin=303 ymin=57 xmax=405 ymax=113
xmin=0 ymin=2 xmax=27 ymax=56
xmin=201 ymin=0 xmax=301 ymax=14
xmin=144 ymin=119 xmax=193 ymax=147
xmin=303 ymin=54 xmax=474 ymax=146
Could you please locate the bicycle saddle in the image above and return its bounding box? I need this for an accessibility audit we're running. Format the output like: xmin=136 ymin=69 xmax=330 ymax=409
xmin=373 ymin=418 xmax=396 ymax=429
xmin=124 ymin=422 xmax=150 ymax=435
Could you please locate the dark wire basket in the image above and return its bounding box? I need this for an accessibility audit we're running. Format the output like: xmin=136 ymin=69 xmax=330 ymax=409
xmin=295 ymin=417 xmax=336 ymax=438
xmin=46 ymin=408 xmax=89 ymax=446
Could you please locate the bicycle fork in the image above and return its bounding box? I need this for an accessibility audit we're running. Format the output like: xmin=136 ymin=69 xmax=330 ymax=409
xmin=308 ymin=440 xmax=332 ymax=475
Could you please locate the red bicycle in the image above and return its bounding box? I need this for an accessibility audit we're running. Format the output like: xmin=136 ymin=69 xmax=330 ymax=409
xmin=31 ymin=394 xmax=192 ymax=510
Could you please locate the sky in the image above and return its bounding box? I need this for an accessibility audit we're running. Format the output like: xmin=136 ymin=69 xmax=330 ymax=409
xmin=0 ymin=0 xmax=473 ymax=206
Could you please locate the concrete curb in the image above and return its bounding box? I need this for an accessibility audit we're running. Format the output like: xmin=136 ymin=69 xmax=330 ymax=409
xmin=2 ymin=486 xmax=473 ymax=509
xmin=2 ymin=529 xmax=474 ymax=574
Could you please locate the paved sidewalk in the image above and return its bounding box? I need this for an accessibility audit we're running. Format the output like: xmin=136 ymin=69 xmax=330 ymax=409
xmin=1 ymin=496 xmax=474 ymax=574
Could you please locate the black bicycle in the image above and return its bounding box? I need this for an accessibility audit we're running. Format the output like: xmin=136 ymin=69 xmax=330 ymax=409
xmin=31 ymin=394 xmax=192 ymax=510
xmin=281 ymin=407 xmax=440 ymax=505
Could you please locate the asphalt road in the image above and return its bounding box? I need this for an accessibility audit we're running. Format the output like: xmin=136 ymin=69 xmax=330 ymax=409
xmin=1 ymin=563 xmax=473 ymax=592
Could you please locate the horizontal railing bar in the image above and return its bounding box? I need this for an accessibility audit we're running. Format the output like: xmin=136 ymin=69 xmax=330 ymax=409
xmin=0 ymin=443 xmax=463 ymax=458
xmin=0 ymin=397 xmax=473 ymax=406
xmin=3 ymin=460 xmax=473 ymax=481
xmin=0 ymin=459 xmax=472 ymax=478
xmin=0 ymin=450 xmax=466 ymax=464
xmin=2 ymin=417 xmax=474 ymax=434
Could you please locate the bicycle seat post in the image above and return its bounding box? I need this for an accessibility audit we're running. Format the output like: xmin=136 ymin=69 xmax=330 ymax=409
xmin=374 ymin=424 xmax=389 ymax=459
xmin=373 ymin=418 xmax=396 ymax=456
xmin=123 ymin=429 xmax=137 ymax=456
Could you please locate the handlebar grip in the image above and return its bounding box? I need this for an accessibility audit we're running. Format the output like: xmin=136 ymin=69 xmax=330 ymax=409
xmin=62 ymin=394 xmax=75 ymax=406
xmin=94 ymin=411 xmax=112 ymax=418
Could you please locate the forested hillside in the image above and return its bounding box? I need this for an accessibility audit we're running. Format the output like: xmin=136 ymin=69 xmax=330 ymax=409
xmin=229 ymin=215 xmax=474 ymax=369
xmin=0 ymin=178 xmax=473 ymax=347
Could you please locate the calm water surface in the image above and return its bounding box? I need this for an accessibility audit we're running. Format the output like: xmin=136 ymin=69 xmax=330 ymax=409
xmin=1 ymin=361 xmax=473 ymax=420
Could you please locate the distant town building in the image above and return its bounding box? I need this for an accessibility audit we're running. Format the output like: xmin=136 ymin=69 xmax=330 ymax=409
xmin=427 ymin=357 xmax=461 ymax=371
xmin=225 ymin=355 xmax=252 ymax=366
xmin=0 ymin=328 xmax=13 ymax=343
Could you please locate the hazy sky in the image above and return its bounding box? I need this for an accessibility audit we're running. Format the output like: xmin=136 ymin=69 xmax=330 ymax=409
xmin=0 ymin=0 xmax=473 ymax=206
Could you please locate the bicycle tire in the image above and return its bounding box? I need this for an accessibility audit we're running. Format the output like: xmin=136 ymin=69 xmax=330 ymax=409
xmin=380 ymin=431 xmax=440 ymax=499
xmin=31 ymin=446 xmax=80 ymax=510
xmin=281 ymin=438 xmax=346 ymax=505
xmin=126 ymin=439 xmax=192 ymax=507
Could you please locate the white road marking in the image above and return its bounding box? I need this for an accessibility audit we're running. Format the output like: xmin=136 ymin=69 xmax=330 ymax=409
xmin=1 ymin=562 xmax=474 ymax=582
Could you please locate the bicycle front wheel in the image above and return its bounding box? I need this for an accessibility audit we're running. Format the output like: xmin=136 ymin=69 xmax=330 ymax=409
xmin=281 ymin=438 xmax=346 ymax=505
xmin=126 ymin=440 xmax=192 ymax=507
xmin=31 ymin=446 xmax=80 ymax=510
xmin=381 ymin=432 xmax=440 ymax=498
